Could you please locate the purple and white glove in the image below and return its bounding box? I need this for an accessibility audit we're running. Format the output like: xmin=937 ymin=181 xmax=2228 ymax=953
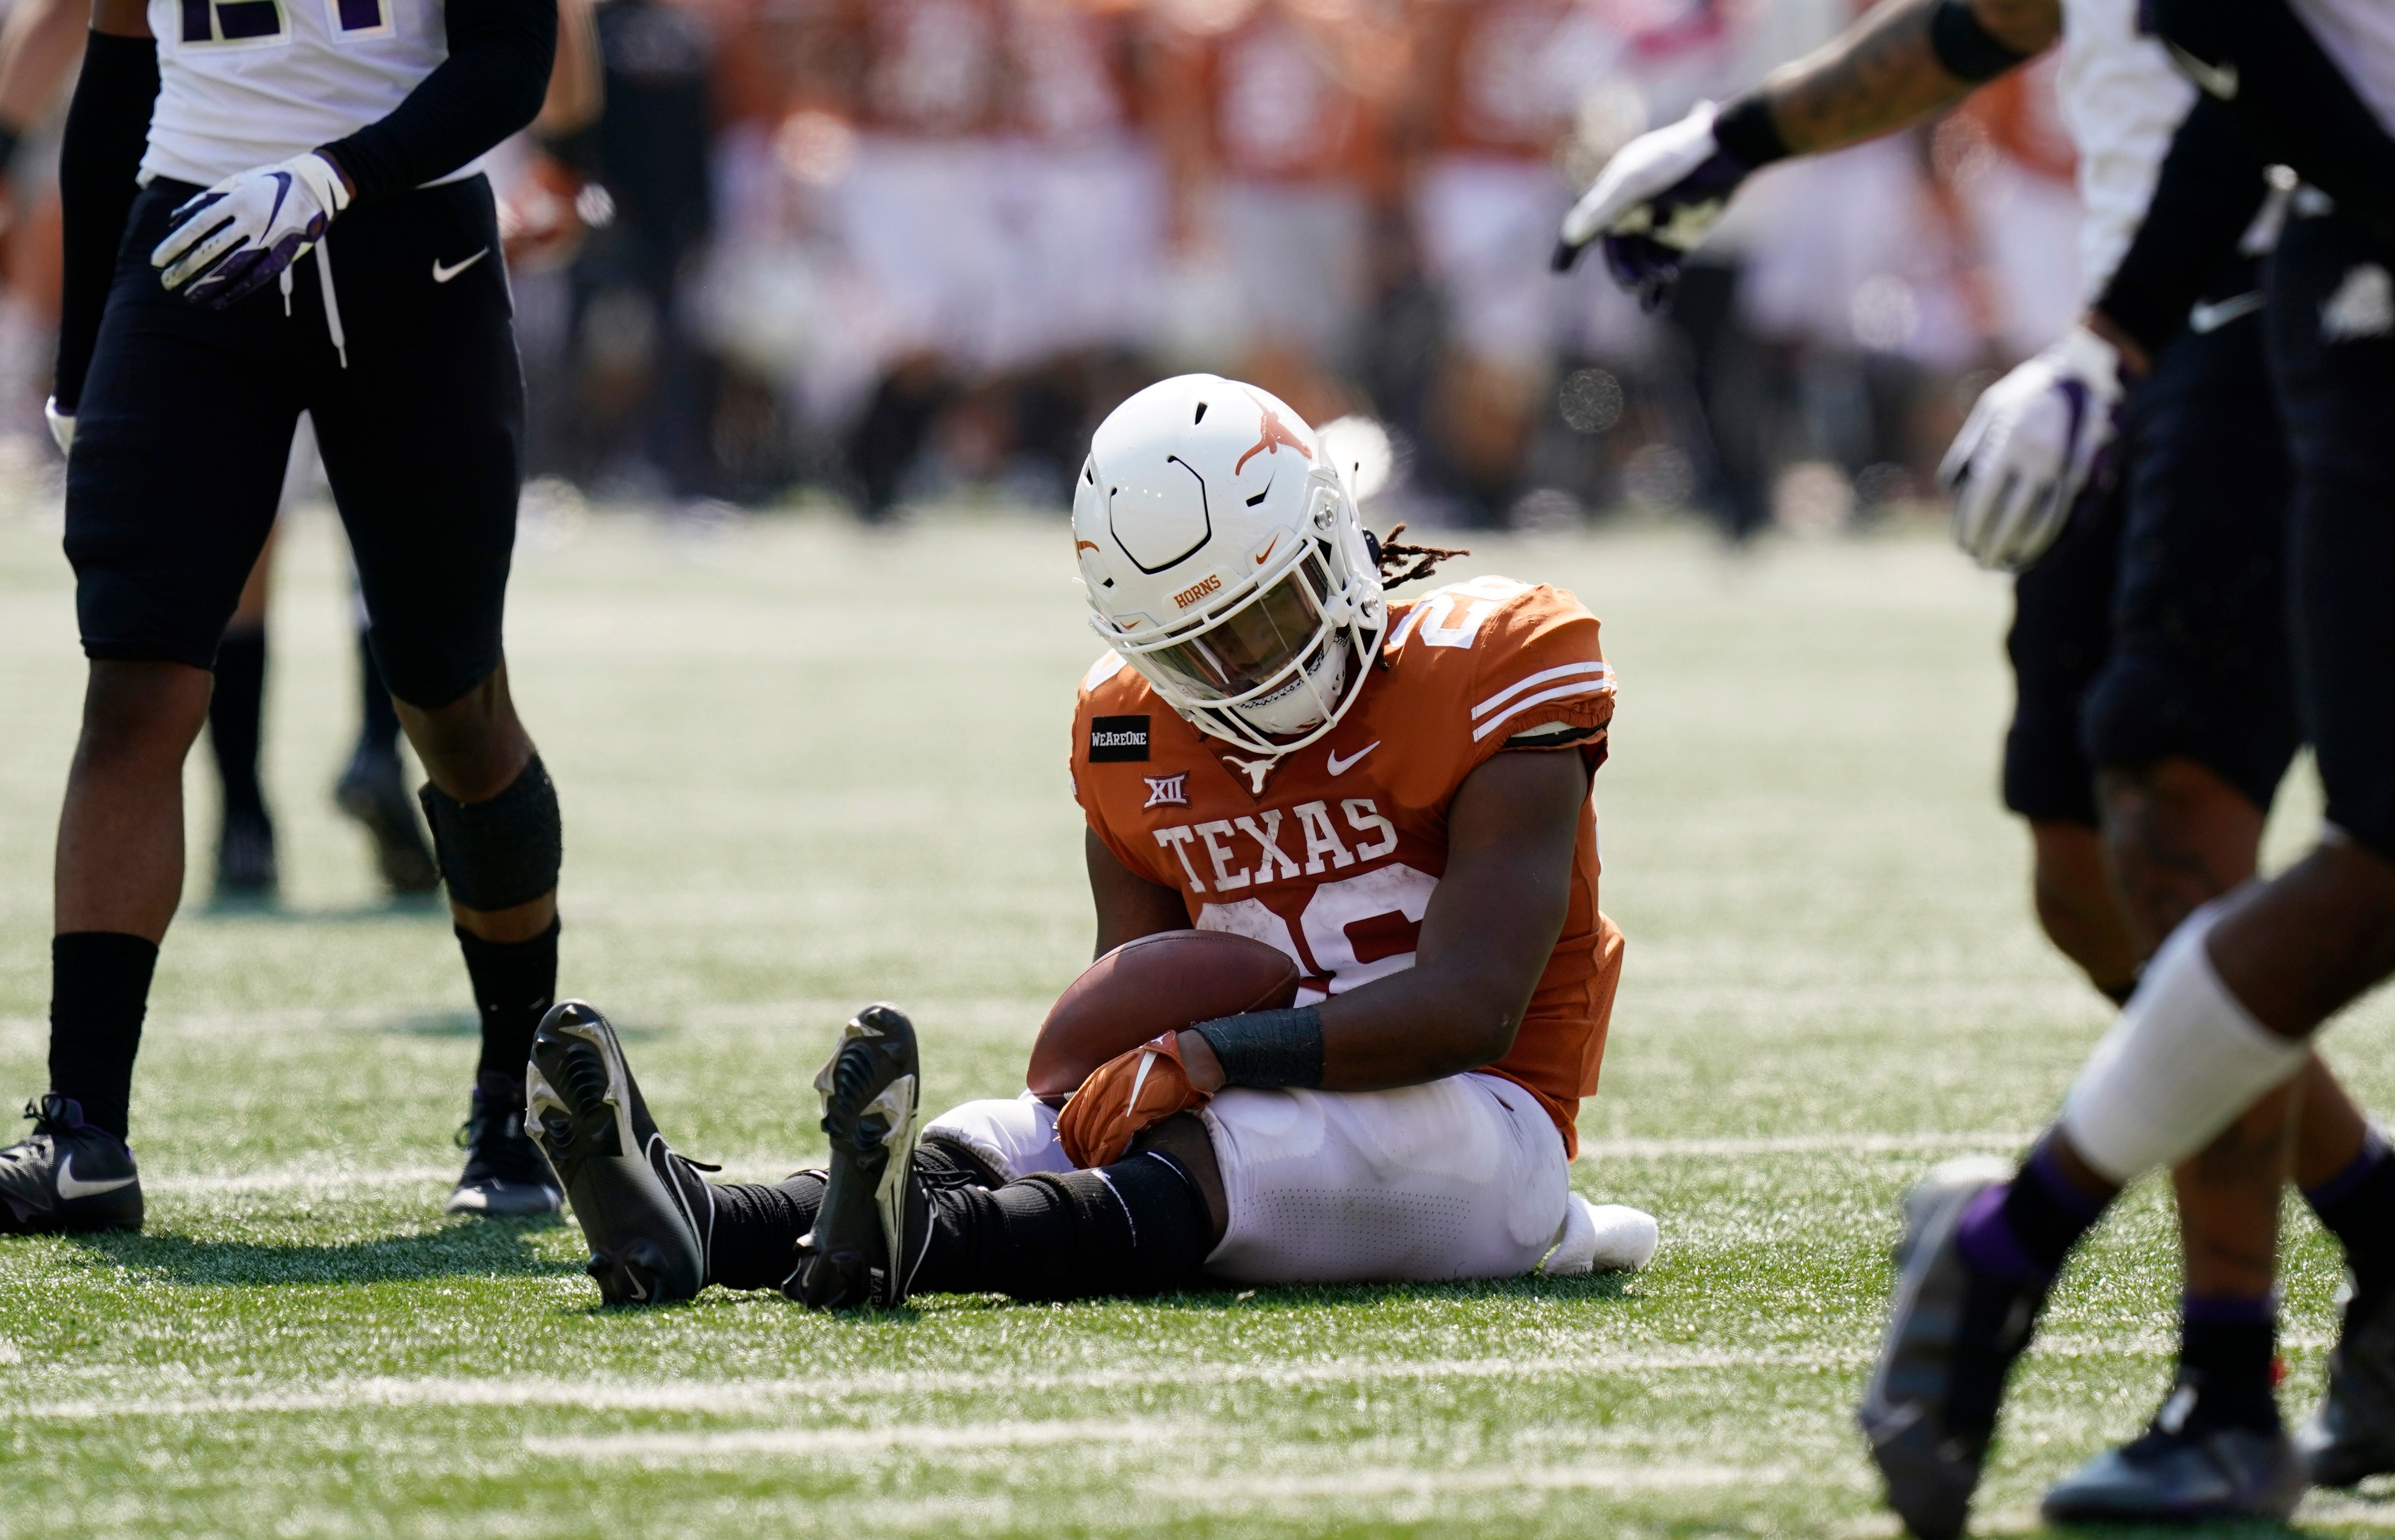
xmin=152 ymin=151 xmax=352 ymax=309
xmin=1553 ymin=101 xmax=1755 ymax=310
xmin=1941 ymin=324 xmax=2127 ymax=572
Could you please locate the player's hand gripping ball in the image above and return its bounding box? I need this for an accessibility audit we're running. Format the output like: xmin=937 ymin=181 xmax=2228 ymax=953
xmin=153 ymin=151 xmax=352 ymax=309
xmin=1057 ymin=1031 xmax=1211 ymax=1168
xmin=1027 ymin=929 xmax=1299 ymax=1103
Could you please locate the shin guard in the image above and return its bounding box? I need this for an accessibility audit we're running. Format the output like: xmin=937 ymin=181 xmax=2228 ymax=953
xmin=419 ymin=756 xmax=561 ymax=911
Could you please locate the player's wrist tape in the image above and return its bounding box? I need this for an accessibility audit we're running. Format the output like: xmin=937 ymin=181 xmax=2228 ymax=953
xmin=1191 ymin=1007 xmax=1325 ymax=1089
xmin=418 ymin=754 xmax=562 ymax=911
xmin=1929 ymin=0 xmax=2032 ymax=82
xmin=1711 ymin=94 xmax=1790 ymax=170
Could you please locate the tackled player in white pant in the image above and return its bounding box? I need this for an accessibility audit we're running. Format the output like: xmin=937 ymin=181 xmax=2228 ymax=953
xmin=527 ymin=375 xmax=1657 ymax=1308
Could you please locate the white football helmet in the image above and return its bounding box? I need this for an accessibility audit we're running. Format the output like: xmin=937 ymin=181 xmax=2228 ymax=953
xmin=1073 ymin=374 xmax=1387 ymax=759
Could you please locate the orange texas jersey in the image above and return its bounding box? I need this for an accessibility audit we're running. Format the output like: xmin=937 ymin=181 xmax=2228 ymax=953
xmin=1069 ymin=574 xmax=1624 ymax=1153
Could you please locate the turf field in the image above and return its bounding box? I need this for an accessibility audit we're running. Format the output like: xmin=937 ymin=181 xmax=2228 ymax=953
xmin=2 ymin=484 xmax=2392 ymax=1538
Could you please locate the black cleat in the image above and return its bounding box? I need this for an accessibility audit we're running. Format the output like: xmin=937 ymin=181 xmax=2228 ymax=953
xmin=527 ymin=1000 xmax=714 ymax=1305
xmin=0 ymin=1096 xmax=143 ymax=1234
xmin=785 ymin=1004 xmax=927 ymax=1310
xmin=335 ymin=747 xmax=440 ymax=896
xmin=1859 ymin=1157 xmax=2046 ymax=1540
xmin=213 ymin=806 xmax=279 ymax=905
xmin=2043 ymin=1382 xmax=2304 ymax=1523
xmin=2298 ymin=1277 xmax=2395 ymax=1487
xmin=446 ymin=1072 xmax=563 ymax=1218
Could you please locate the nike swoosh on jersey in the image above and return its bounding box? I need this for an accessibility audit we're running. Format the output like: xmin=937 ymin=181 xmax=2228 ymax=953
xmin=2188 ymin=292 xmax=2265 ymax=334
xmin=55 ymin=1153 xmax=136 ymax=1201
xmin=432 ymin=248 xmax=490 ymax=283
xmin=1326 ymin=741 xmax=1380 ymax=776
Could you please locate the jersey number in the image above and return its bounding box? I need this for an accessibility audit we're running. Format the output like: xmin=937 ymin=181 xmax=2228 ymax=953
xmin=1198 ymin=864 xmax=1438 ymax=997
xmin=180 ymin=0 xmax=390 ymax=45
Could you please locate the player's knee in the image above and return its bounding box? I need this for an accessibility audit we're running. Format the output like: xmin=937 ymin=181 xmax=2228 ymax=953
xmin=2085 ymin=655 xmax=2287 ymax=817
xmin=418 ymin=755 xmax=562 ymax=913
xmin=922 ymin=1098 xmax=1067 ymax=1184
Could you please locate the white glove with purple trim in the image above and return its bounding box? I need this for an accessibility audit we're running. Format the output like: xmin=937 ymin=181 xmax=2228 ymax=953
xmin=152 ymin=151 xmax=351 ymax=309
xmin=1942 ymin=324 xmax=2126 ymax=572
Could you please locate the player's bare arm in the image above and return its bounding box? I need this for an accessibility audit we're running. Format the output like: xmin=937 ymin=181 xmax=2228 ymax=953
xmin=1086 ymin=828 xmax=1190 ymax=955
xmin=1761 ymin=0 xmax=2056 ymax=157
xmin=87 ymin=0 xmax=146 ymax=37
xmin=1556 ymin=0 xmax=2053 ymax=300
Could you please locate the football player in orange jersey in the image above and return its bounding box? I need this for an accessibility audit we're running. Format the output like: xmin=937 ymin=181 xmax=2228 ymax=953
xmin=528 ymin=374 xmax=1656 ymax=1309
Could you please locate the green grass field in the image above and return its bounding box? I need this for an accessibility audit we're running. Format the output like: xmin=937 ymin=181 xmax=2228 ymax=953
xmin=3 ymin=488 xmax=2393 ymax=1537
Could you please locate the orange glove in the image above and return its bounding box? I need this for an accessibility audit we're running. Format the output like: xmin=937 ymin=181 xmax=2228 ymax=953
xmin=1056 ymin=1031 xmax=1212 ymax=1168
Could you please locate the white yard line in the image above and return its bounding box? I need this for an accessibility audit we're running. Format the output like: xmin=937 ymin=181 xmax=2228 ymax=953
xmin=526 ymin=1419 xmax=1188 ymax=1460
xmin=1576 ymin=1132 xmax=2031 ymax=1159
xmin=1152 ymin=1462 xmax=1789 ymax=1502
xmin=1 ymin=1352 xmax=1871 ymax=1419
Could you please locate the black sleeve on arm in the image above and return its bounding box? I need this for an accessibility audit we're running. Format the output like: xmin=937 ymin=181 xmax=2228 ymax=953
xmin=2092 ymin=95 xmax=2269 ymax=358
xmin=1929 ymin=0 xmax=2032 ymax=83
xmin=318 ymin=0 xmax=556 ymax=204
xmin=2156 ymin=0 xmax=2395 ymax=249
xmin=54 ymin=31 xmax=157 ymax=415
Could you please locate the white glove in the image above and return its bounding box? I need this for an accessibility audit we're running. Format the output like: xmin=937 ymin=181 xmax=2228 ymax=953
xmin=1556 ymin=102 xmax=1748 ymax=281
xmin=43 ymin=396 xmax=72 ymax=454
xmin=152 ymin=151 xmax=352 ymax=309
xmin=1942 ymin=324 xmax=2126 ymax=572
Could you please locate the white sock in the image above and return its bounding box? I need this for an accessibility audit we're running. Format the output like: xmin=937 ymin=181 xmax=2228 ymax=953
xmin=2059 ymin=900 xmax=2311 ymax=1185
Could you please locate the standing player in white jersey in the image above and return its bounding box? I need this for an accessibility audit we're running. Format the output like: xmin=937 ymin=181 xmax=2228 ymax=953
xmin=0 ymin=0 xmax=569 ymax=1232
xmin=1555 ymin=0 xmax=2395 ymax=1526
xmin=1835 ymin=0 xmax=2395 ymax=1531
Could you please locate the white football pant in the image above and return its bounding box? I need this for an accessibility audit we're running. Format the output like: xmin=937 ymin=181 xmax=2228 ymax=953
xmin=925 ymin=1074 xmax=1651 ymax=1285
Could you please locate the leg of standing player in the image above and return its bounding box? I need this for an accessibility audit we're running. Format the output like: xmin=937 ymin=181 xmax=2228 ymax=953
xmin=303 ymin=176 xmax=563 ymax=1217
xmin=1861 ymin=201 xmax=2395 ymax=1539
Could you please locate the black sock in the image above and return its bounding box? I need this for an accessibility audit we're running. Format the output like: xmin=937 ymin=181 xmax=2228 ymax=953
xmin=2306 ymin=1133 xmax=2395 ymax=1300
xmin=704 ymin=1142 xmax=1004 ymax=1293
xmin=2177 ymin=1294 xmax=2280 ymax=1432
xmin=456 ymin=918 xmax=559 ymax=1083
xmin=354 ymin=626 xmax=402 ymax=763
xmin=710 ymin=1172 xmax=827 ymax=1290
xmin=915 ymin=1151 xmax=1212 ymax=1302
xmin=208 ymin=625 xmax=268 ymax=822
xmin=47 ymin=932 xmax=159 ymax=1140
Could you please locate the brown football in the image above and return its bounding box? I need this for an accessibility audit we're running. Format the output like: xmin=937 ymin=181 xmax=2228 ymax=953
xmin=1026 ymin=929 xmax=1301 ymax=1101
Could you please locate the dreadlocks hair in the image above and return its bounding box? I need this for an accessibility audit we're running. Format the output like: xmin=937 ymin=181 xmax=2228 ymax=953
xmin=1365 ymin=525 xmax=1468 ymax=589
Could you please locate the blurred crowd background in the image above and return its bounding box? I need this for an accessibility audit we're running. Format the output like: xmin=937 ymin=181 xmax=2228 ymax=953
xmin=0 ymin=0 xmax=2087 ymax=536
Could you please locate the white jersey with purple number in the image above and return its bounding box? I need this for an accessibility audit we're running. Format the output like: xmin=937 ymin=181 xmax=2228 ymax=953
xmin=143 ymin=0 xmax=477 ymax=187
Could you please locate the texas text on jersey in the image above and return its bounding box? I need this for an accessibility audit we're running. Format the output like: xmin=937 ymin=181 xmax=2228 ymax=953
xmin=1071 ymin=572 xmax=1624 ymax=1153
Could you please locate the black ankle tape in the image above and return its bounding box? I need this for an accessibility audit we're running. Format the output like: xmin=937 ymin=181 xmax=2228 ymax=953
xmin=419 ymin=755 xmax=562 ymax=911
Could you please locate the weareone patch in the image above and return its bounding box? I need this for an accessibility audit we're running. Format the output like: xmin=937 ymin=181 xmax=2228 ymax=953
xmin=1089 ymin=715 xmax=1151 ymax=763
